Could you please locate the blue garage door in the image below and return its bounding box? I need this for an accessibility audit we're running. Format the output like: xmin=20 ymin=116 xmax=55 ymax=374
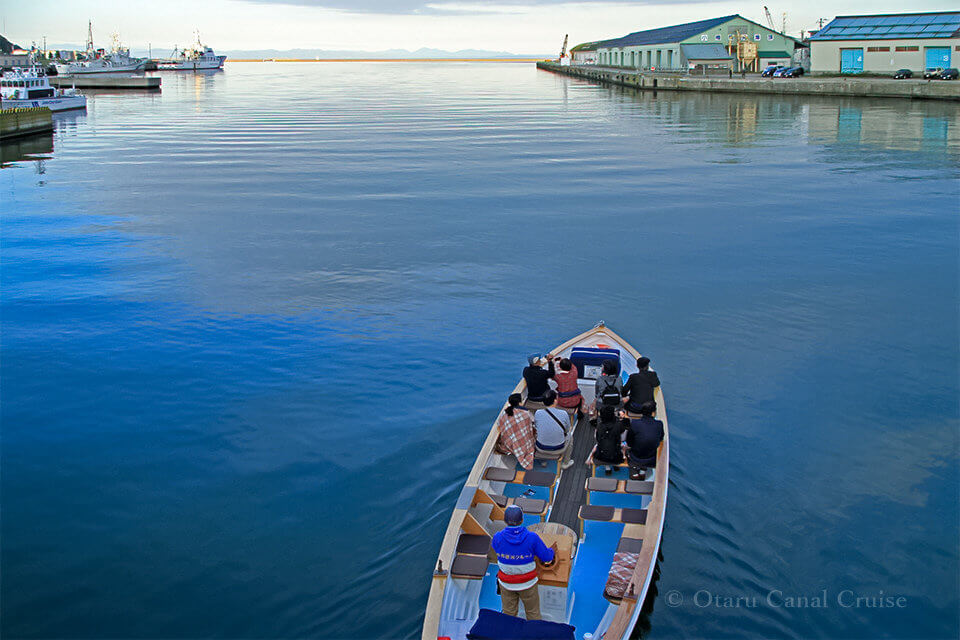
xmin=840 ymin=48 xmax=863 ymax=74
xmin=925 ymin=47 xmax=951 ymax=69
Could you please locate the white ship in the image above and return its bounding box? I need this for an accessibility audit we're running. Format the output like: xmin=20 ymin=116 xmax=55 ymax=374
xmin=53 ymin=22 xmax=147 ymax=75
xmin=1 ymin=68 xmax=87 ymax=112
xmin=157 ymin=34 xmax=226 ymax=70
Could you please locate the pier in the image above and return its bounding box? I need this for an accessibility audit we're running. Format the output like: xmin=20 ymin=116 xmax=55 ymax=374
xmin=537 ymin=61 xmax=960 ymax=102
xmin=0 ymin=107 xmax=53 ymax=141
xmin=50 ymin=75 xmax=161 ymax=90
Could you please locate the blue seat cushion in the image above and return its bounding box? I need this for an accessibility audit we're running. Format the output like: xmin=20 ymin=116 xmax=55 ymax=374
xmin=570 ymin=347 xmax=620 ymax=380
xmin=467 ymin=608 xmax=575 ymax=640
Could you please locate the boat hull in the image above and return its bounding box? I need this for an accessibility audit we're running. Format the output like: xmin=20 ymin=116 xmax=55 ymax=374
xmin=1 ymin=96 xmax=87 ymax=112
xmin=422 ymin=324 xmax=669 ymax=640
xmin=157 ymin=57 xmax=226 ymax=71
xmin=54 ymin=62 xmax=147 ymax=75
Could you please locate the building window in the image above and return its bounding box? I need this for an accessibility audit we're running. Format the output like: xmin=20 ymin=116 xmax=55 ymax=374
xmin=700 ymin=34 xmax=708 ymax=42
xmin=768 ymin=34 xmax=774 ymax=40
xmin=955 ymin=46 xmax=960 ymax=51
xmin=867 ymin=46 xmax=890 ymax=52
xmin=895 ymin=46 xmax=919 ymax=52
xmin=715 ymin=34 xmax=721 ymax=41
xmin=754 ymin=34 xmax=761 ymax=41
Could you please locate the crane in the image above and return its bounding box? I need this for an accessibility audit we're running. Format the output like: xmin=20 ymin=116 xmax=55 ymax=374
xmin=559 ymin=34 xmax=568 ymax=61
xmin=763 ymin=6 xmax=776 ymax=30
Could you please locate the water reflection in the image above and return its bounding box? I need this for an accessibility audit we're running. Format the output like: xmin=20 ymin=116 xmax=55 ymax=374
xmin=597 ymin=84 xmax=959 ymax=157
xmin=0 ymin=132 xmax=53 ymax=168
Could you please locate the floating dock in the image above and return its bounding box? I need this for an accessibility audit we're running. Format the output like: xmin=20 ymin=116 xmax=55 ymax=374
xmin=0 ymin=107 xmax=54 ymax=141
xmin=50 ymin=75 xmax=161 ymax=90
xmin=537 ymin=61 xmax=960 ymax=101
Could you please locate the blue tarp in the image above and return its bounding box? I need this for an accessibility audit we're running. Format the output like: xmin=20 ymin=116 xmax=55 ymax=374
xmin=467 ymin=609 xmax=576 ymax=640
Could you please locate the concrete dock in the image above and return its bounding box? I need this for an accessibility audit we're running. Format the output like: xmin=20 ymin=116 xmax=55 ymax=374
xmin=0 ymin=107 xmax=54 ymax=141
xmin=50 ymin=75 xmax=161 ymax=90
xmin=537 ymin=61 xmax=960 ymax=101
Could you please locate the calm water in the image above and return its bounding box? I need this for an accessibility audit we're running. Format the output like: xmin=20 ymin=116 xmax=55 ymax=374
xmin=2 ymin=63 xmax=958 ymax=640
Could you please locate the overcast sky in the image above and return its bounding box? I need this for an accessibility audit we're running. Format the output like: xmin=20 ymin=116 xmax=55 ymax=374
xmin=3 ymin=0 xmax=953 ymax=53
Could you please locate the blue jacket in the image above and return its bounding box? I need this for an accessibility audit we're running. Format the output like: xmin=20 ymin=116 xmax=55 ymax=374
xmin=491 ymin=526 xmax=555 ymax=589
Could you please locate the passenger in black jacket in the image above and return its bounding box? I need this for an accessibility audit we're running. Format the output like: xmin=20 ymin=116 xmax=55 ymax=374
xmin=625 ymin=401 xmax=664 ymax=479
xmin=621 ymin=356 xmax=660 ymax=414
xmin=592 ymin=406 xmax=628 ymax=473
xmin=523 ymin=354 xmax=555 ymax=403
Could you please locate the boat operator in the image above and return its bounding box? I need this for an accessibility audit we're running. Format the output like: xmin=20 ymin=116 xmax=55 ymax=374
xmin=491 ymin=505 xmax=558 ymax=620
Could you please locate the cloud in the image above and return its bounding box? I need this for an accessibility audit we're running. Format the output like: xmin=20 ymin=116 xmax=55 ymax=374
xmin=235 ymin=0 xmax=714 ymax=16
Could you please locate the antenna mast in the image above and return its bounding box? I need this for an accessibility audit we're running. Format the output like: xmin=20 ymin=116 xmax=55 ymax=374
xmin=86 ymin=19 xmax=94 ymax=52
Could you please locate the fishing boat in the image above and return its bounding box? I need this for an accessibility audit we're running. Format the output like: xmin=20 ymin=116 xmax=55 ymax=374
xmin=53 ymin=22 xmax=147 ymax=75
xmin=422 ymin=323 xmax=669 ymax=640
xmin=157 ymin=35 xmax=226 ymax=71
xmin=1 ymin=68 xmax=87 ymax=112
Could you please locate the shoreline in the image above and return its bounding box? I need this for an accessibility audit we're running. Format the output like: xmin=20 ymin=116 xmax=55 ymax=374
xmin=537 ymin=61 xmax=960 ymax=102
xmin=229 ymin=58 xmax=543 ymax=63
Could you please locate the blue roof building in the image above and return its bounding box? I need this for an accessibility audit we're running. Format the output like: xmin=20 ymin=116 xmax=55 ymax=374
xmin=591 ymin=14 xmax=801 ymax=73
xmin=808 ymin=11 xmax=960 ymax=74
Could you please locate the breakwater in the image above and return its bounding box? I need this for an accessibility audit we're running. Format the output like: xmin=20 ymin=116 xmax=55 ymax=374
xmin=50 ymin=75 xmax=161 ymax=90
xmin=537 ymin=61 xmax=960 ymax=101
xmin=0 ymin=107 xmax=54 ymax=141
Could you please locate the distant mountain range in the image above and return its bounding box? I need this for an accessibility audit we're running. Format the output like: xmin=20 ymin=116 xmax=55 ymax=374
xmin=35 ymin=43 xmax=547 ymax=60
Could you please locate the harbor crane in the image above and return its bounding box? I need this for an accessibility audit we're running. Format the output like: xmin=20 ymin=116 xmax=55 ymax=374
xmin=763 ymin=6 xmax=788 ymax=33
xmin=559 ymin=34 xmax=568 ymax=60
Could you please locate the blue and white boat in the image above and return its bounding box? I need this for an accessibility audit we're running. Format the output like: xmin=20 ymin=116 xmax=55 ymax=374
xmin=422 ymin=323 xmax=669 ymax=640
xmin=1 ymin=68 xmax=86 ymax=112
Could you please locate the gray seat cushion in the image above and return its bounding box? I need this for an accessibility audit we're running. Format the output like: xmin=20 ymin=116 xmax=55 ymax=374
xmin=580 ymin=504 xmax=615 ymax=521
xmin=456 ymin=534 xmax=491 ymax=556
xmin=625 ymin=480 xmax=655 ymax=495
xmin=484 ymin=466 xmax=517 ymax=482
xmin=617 ymin=537 xmax=644 ymax=553
xmin=522 ymin=470 xmax=556 ymax=487
xmin=587 ymin=477 xmax=619 ymax=492
xmin=451 ymin=554 xmax=489 ymax=578
xmin=515 ymin=497 xmax=547 ymax=514
xmin=620 ymin=508 xmax=648 ymax=524
xmin=488 ymin=494 xmax=510 ymax=508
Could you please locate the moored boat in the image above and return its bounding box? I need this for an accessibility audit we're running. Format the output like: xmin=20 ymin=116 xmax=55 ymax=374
xmin=53 ymin=22 xmax=147 ymax=75
xmin=157 ymin=38 xmax=227 ymax=71
xmin=1 ymin=68 xmax=87 ymax=112
xmin=422 ymin=323 xmax=669 ymax=640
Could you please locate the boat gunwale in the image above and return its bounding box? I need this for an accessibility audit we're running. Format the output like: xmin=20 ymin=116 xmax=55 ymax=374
xmin=421 ymin=324 xmax=669 ymax=640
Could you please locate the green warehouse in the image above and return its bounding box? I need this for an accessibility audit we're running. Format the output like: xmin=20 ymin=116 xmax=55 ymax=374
xmin=592 ymin=14 xmax=801 ymax=73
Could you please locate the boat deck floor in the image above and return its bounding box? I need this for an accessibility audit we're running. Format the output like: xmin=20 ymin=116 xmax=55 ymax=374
xmin=547 ymin=413 xmax=593 ymax=532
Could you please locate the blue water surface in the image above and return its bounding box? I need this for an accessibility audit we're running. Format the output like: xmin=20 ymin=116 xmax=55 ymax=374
xmin=2 ymin=63 xmax=958 ymax=639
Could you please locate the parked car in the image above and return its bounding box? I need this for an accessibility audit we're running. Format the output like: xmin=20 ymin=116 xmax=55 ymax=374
xmin=893 ymin=68 xmax=913 ymax=79
xmin=940 ymin=68 xmax=959 ymax=80
xmin=923 ymin=67 xmax=944 ymax=79
xmin=773 ymin=67 xmax=790 ymax=77
xmin=784 ymin=66 xmax=805 ymax=77
xmin=761 ymin=65 xmax=783 ymax=77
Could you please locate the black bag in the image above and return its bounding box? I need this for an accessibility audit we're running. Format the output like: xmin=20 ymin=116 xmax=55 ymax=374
xmin=599 ymin=376 xmax=621 ymax=406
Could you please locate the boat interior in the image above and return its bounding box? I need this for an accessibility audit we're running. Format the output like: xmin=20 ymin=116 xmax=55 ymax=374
xmin=424 ymin=326 xmax=668 ymax=640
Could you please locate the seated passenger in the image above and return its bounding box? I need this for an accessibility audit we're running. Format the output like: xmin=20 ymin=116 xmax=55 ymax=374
xmin=621 ymin=356 xmax=660 ymax=414
xmin=523 ymin=354 xmax=555 ymax=404
xmin=492 ymin=504 xmax=556 ymax=620
xmin=624 ymin=401 xmax=664 ymax=480
xmin=592 ymin=405 xmax=628 ymax=473
xmin=553 ymin=357 xmax=583 ymax=418
xmin=591 ymin=359 xmax=623 ymax=423
xmin=534 ymin=391 xmax=574 ymax=469
xmin=495 ymin=393 xmax=536 ymax=470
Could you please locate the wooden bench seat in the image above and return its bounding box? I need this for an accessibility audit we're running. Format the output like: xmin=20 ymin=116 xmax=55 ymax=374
xmin=584 ymin=478 xmax=654 ymax=503
xmin=577 ymin=504 xmax=647 ymax=537
xmin=616 ymin=536 xmax=644 ymax=554
xmin=483 ymin=467 xmax=556 ymax=487
xmin=487 ymin=494 xmax=548 ymax=517
xmin=456 ymin=533 xmax=491 ymax=556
